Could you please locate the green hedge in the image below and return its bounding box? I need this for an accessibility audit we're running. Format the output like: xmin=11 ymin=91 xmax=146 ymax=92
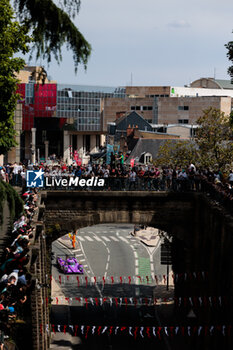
xmin=0 ymin=180 xmax=24 ymax=224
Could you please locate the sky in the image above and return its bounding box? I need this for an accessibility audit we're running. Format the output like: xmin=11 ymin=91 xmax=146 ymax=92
xmin=25 ymin=0 xmax=233 ymax=87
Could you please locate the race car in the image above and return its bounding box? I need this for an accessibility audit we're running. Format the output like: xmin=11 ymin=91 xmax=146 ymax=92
xmin=56 ymin=256 xmax=84 ymax=274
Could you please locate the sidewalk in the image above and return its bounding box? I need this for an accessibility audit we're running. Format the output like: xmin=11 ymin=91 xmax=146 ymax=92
xmin=132 ymin=226 xmax=160 ymax=247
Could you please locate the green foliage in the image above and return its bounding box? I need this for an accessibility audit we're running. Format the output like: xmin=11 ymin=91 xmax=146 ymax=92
xmin=14 ymin=0 xmax=91 ymax=72
xmin=0 ymin=180 xmax=24 ymax=224
xmin=0 ymin=0 xmax=31 ymax=154
xmin=155 ymin=140 xmax=198 ymax=168
xmin=195 ymin=108 xmax=233 ymax=171
xmin=156 ymin=108 xmax=233 ymax=172
xmin=230 ymin=111 xmax=233 ymax=128
xmin=225 ymin=40 xmax=233 ymax=80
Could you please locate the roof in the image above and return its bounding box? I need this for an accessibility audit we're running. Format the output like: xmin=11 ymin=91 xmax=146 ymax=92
xmin=126 ymin=138 xmax=179 ymax=162
xmin=115 ymin=111 xmax=153 ymax=131
xmin=214 ymin=79 xmax=233 ymax=90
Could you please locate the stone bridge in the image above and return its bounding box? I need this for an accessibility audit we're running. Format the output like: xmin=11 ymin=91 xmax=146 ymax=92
xmin=32 ymin=190 xmax=233 ymax=350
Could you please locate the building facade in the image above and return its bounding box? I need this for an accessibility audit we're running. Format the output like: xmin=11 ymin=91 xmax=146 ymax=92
xmin=3 ymin=68 xmax=233 ymax=165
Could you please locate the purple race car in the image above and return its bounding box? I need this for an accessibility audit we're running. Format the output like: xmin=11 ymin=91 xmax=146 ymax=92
xmin=57 ymin=256 xmax=84 ymax=274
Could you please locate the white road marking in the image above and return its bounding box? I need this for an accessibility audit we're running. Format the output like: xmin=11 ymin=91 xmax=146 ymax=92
xmin=109 ymin=236 xmax=119 ymax=241
xmin=93 ymin=236 xmax=102 ymax=241
xmin=102 ymin=236 xmax=111 ymax=242
xmin=79 ymin=259 xmax=85 ymax=262
xmin=119 ymin=236 xmax=128 ymax=243
xmin=78 ymin=241 xmax=103 ymax=298
xmin=84 ymin=236 xmax=93 ymax=241
xmin=78 ymin=237 xmax=85 ymax=241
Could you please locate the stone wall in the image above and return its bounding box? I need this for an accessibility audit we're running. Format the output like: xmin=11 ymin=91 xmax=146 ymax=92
xmin=33 ymin=190 xmax=233 ymax=350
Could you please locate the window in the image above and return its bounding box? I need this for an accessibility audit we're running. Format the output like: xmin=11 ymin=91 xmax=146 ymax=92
xmin=135 ymin=106 xmax=140 ymax=110
xmin=178 ymin=106 xmax=189 ymax=111
xmin=131 ymin=106 xmax=136 ymax=111
xmin=178 ymin=119 xmax=189 ymax=124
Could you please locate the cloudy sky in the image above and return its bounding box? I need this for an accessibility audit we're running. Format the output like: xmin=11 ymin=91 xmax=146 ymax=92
xmin=28 ymin=0 xmax=233 ymax=87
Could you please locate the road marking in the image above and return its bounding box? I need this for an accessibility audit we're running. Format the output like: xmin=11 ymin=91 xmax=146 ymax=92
xmin=85 ymin=236 xmax=94 ymax=241
xmin=75 ymin=253 xmax=83 ymax=257
xmin=93 ymin=236 xmax=102 ymax=241
xmin=79 ymin=259 xmax=85 ymax=262
xmin=150 ymin=255 xmax=155 ymax=274
xmin=119 ymin=236 xmax=128 ymax=243
xmin=102 ymin=236 xmax=111 ymax=242
xmin=78 ymin=237 xmax=85 ymax=241
xmin=109 ymin=236 xmax=119 ymax=241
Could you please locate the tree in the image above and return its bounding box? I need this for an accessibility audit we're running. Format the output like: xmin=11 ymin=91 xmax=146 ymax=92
xmin=14 ymin=0 xmax=91 ymax=72
xmin=0 ymin=0 xmax=31 ymax=155
xmin=155 ymin=108 xmax=233 ymax=172
xmin=155 ymin=140 xmax=199 ymax=168
xmin=195 ymin=108 xmax=233 ymax=171
xmin=226 ymin=40 xmax=233 ymax=80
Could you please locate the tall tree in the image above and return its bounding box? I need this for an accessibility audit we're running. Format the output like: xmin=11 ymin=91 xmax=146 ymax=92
xmin=226 ymin=40 xmax=233 ymax=80
xmin=155 ymin=140 xmax=198 ymax=168
xmin=156 ymin=108 xmax=233 ymax=172
xmin=0 ymin=0 xmax=31 ymax=155
xmin=195 ymin=107 xmax=233 ymax=171
xmin=14 ymin=0 xmax=91 ymax=72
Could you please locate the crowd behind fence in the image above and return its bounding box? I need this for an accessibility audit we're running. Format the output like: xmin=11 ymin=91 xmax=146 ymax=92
xmin=0 ymin=162 xmax=233 ymax=212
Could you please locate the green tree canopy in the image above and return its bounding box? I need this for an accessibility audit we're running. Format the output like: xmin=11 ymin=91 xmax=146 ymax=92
xmin=156 ymin=108 xmax=233 ymax=172
xmin=0 ymin=0 xmax=31 ymax=155
xmin=14 ymin=0 xmax=91 ymax=72
xmin=155 ymin=140 xmax=199 ymax=169
xmin=195 ymin=107 xmax=233 ymax=170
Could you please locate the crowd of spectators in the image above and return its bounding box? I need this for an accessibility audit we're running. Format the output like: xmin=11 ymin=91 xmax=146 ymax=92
xmin=0 ymin=160 xmax=232 ymax=213
xmin=0 ymin=188 xmax=38 ymax=349
xmin=1 ymin=160 xmax=233 ymax=192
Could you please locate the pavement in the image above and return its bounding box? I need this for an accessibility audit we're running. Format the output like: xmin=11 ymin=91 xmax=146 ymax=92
xmin=131 ymin=226 xmax=160 ymax=247
xmin=49 ymin=333 xmax=81 ymax=350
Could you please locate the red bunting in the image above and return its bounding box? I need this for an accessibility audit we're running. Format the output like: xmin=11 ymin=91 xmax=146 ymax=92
xmin=146 ymin=327 xmax=151 ymax=338
xmin=85 ymin=326 xmax=90 ymax=339
xmin=52 ymin=271 xmax=208 ymax=286
xmin=157 ymin=327 xmax=162 ymax=340
xmin=97 ymin=326 xmax=102 ymax=335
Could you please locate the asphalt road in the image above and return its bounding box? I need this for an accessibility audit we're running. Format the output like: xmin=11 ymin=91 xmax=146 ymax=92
xmin=50 ymin=224 xmax=175 ymax=350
